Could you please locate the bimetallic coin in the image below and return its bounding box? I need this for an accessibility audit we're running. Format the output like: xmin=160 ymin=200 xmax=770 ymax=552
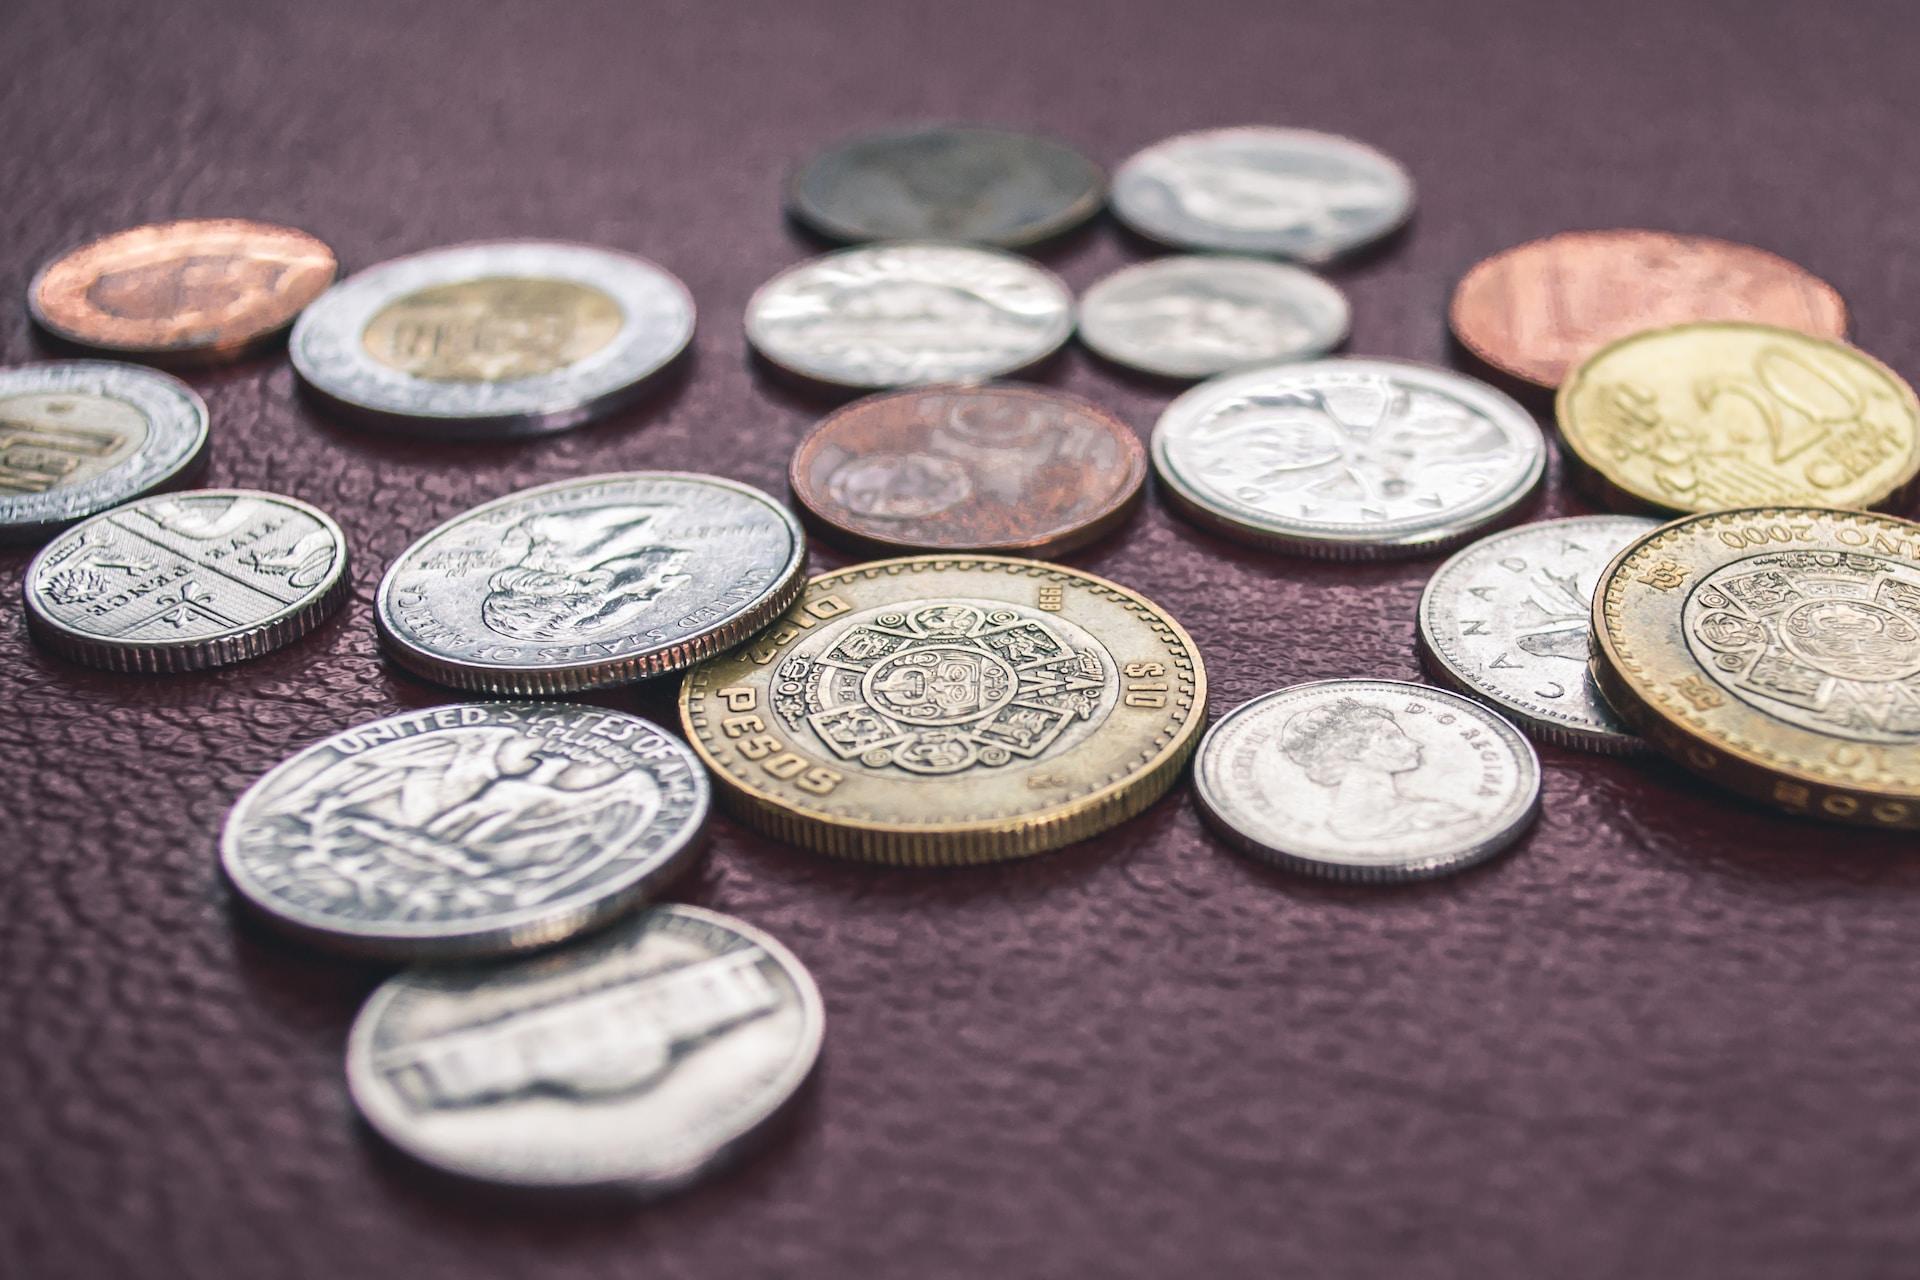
xmin=680 ymin=556 xmax=1207 ymax=864
xmin=744 ymin=242 xmax=1073 ymax=390
xmin=1418 ymin=516 xmax=1661 ymax=753
xmin=1152 ymin=358 xmax=1546 ymax=558
xmin=1557 ymin=322 xmax=1920 ymax=515
xmin=291 ymin=241 xmax=695 ymax=436
xmin=1077 ymin=255 xmax=1350 ymax=380
xmin=347 ymin=904 xmax=823 ymax=1189
xmin=24 ymin=489 xmax=348 ymax=673
xmin=376 ymin=473 xmax=806 ymax=695
xmin=0 ymin=362 xmax=209 ymax=544
xmin=788 ymin=383 xmax=1145 ymax=557
xmin=1195 ymin=680 xmax=1541 ymax=881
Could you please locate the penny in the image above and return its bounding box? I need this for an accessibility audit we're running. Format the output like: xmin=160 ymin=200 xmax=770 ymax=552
xmin=347 ymin=903 xmax=823 ymax=1188
xmin=24 ymin=489 xmax=349 ymax=673
xmin=788 ymin=124 xmax=1105 ymax=247
xmin=1450 ymin=229 xmax=1849 ymax=390
xmin=1077 ymin=255 xmax=1350 ymax=380
xmin=1591 ymin=506 xmax=1920 ymax=830
xmin=788 ymin=384 xmax=1145 ymax=557
xmin=1556 ymin=322 xmax=1920 ymax=515
xmin=290 ymin=240 xmax=695 ymax=436
xmin=679 ymin=556 xmax=1206 ymax=864
xmin=376 ymin=473 xmax=806 ymax=695
xmin=29 ymin=218 xmax=337 ymax=366
xmin=744 ymin=242 xmax=1073 ymax=390
xmin=1111 ymin=127 xmax=1414 ymax=264
xmin=1194 ymin=679 xmax=1541 ymax=881
xmin=1151 ymin=358 xmax=1546 ymax=558
xmin=1418 ymin=515 xmax=1661 ymax=754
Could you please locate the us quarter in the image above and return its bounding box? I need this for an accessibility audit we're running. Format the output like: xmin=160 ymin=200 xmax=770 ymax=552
xmin=346 ymin=903 xmax=824 ymax=1189
xmin=1195 ymin=679 xmax=1541 ymax=881
xmin=1077 ymin=255 xmax=1350 ymax=379
xmin=1151 ymin=358 xmax=1546 ymax=558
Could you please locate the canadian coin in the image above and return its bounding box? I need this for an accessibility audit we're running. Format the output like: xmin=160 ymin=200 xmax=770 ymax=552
xmin=346 ymin=903 xmax=823 ymax=1189
xmin=679 ymin=555 xmax=1206 ymax=864
xmin=290 ymin=240 xmax=694 ymax=436
xmin=1151 ymin=358 xmax=1546 ymax=558
xmin=1194 ymin=679 xmax=1541 ymax=881
xmin=1077 ymin=255 xmax=1350 ymax=379
xmin=376 ymin=473 xmax=806 ymax=695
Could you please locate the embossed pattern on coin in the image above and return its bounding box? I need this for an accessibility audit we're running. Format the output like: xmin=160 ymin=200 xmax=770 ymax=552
xmin=1077 ymin=255 xmax=1350 ymax=379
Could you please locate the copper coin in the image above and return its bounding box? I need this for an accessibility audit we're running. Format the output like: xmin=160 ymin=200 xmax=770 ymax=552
xmin=789 ymin=383 xmax=1146 ymax=557
xmin=1449 ymin=229 xmax=1848 ymax=390
xmin=30 ymin=218 xmax=338 ymax=366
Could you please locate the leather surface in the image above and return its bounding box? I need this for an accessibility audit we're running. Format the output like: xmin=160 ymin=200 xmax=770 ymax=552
xmin=4 ymin=1 xmax=1919 ymax=1276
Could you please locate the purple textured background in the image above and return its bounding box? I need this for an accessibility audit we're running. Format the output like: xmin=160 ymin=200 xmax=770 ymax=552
xmin=4 ymin=2 xmax=1919 ymax=1276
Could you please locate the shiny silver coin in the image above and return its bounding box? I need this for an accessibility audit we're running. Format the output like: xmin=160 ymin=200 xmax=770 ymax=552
xmin=0 ymin=361 xmax=209 ymax=544
xmin=1112 ymin=126 xmax=1414 ymax=264
xmin=1077 ymin=255 xmax=1350 ymax=379
xmin=376 ymin=472 xmax=806 ymax=695
xmin=1417 ymin=516 xmax=1661 ymax=755
xmin=347 ymin=903 xmax=824 ymax=1189
xmin=1195 ymin=679 xmax=1541 ymax=882
xmin=24 ymin=488 xmax=349 ymax=673
xmin=290 ymin=240 xmax=695 ymax=437
xmin=744 ymin=242 xmax=1073 ymax=390
xmin=1151 ymin=357 xmax=1545 ymax=559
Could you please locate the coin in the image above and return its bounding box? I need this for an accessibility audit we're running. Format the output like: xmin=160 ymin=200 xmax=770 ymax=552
xmin=788 ymin=384 xmax=1145 ymax=557
xmin=290 ymin=240 xmax=695 ymax=436
xmin=679 ymin=556 xmax=1206 ymax=864
xmin=1194 ymin=679 xmax=1541 ymax=881
xmin=1417 ymin=515 xmax=1661 ymax=753
xmin=1076 ymin=255 xmax=1350 ymax=380
xmin=346 ymin=903 xmax=823 ymax=1189
xmin=29 ymin=218 xmax=337 ymax=366
xmin=1450 ymin=229 xmax=1849 ymax=390
xmin=1556 ymin=322 xmax=1920 ymax=515
xmin=787 ymin=125 xmax=1105 ymax=247
xmin=0 ymin=361 xmax=210 ymax=544
xmin=1110 ymin=127 xmax=1414 ymax=263
xmin=1591 ymin=507 xmax=1920 ymax=829
xmin=744 ymin=242 xmax=1073 ymax=390
xmin=1151 ymin=358 xmax=1546 ymax=558
xmin=376 ymin=473 xmax=805 ymax=695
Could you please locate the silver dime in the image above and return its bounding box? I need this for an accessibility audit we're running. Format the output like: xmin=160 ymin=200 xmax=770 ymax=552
xmin=1112 ymin=126 xmax=1414 ymax=264
xmin=0 ymin=361 xmax=209 ymax=544
xmin=1195 ymin=679 xmax=1541 ymax=882
xmin=24 ymin=488 xmax=349 ymax=673
xmin=744 ymin=242 xmax=1073 ymax=390
xmin=376 ymin=472 xmax=806 ymax=695
xmin=1417 ymin=516 xmax=1661 ymax=755
xmin=1077 ymin=255 xmax=1350 ymax=379
xmin=1151 ymin=358 xmax=1546 ymax=559
xmin=347 ymin=903 xmax=823 ymax=1189
xmin=290 ymin=240 xmax=695 ymax=437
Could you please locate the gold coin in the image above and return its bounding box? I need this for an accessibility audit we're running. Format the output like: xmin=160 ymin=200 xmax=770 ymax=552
xmin=1556 ymin=322 xmax=1920 ymax=514
xmin=679 ymin=555 xmax=1206 ymax=864
xmin=1591 ymin=506 xmax=1920 ymax=829
xmin=360 ymin=277 xmax=624 ymax=382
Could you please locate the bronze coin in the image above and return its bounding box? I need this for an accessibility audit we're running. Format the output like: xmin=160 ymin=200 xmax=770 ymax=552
xmin=789 ymin=383 xmax=1146 ymax=557
xmin=1449 ymin=229 xmax=1848 ymax=390
xmin=30 ymin=218 xmax=338 ymax=366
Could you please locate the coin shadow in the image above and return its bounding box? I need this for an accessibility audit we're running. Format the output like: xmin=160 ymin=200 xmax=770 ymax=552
xmin=744 ymin=345 xmax=1076 ymax=409
xmin=780 ymin=207 xmax=1105 ymax=265
xmin=1105 ymin=213 xmax=1415 ymax=279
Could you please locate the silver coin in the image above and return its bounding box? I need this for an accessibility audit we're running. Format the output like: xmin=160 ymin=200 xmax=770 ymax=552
xmin=1417 ymin=516 xmax=1661 ymax=755
xmin=744 ymin=242 xmax=1073 ymax=390
xmin=347 ymin=903 xmax=824 ymax=1189
xmin=0 ymin=361 xmax=209 ymax=544
xmin=1151 ymin=357 xmax=1546 ymax=559
xmin=24 ymin=488 xmax=349 ymax=673
xmin=1112 ymin=126 xmax=1414 ymax=264
xmin=290 ymin=240 xmax=695 ymax=437
xmin=1077 ymin=255 xmax=1350 ymax=379
xmin=1195 ymin=679 xmax=1541 ymax=882
xmin=376 ymin=472 xmax=806 ymax=695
